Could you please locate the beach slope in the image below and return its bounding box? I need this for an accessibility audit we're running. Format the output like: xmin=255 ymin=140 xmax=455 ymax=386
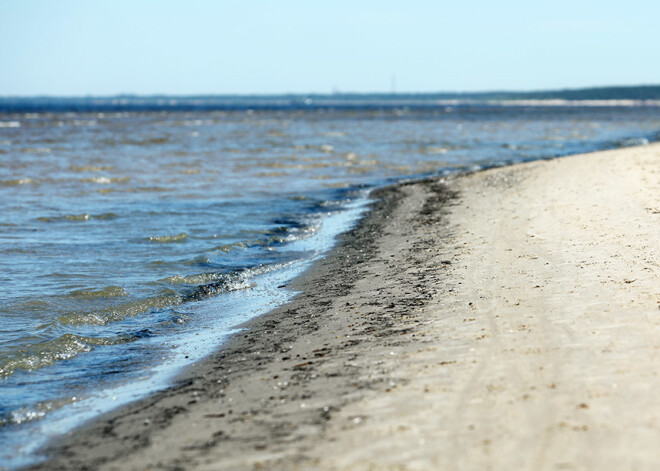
xmin=33 ymin=143 xmax=660 ymax=470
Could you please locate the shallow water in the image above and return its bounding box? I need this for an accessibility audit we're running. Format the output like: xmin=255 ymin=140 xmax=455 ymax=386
xmin=1 ymin=103 xmax=659 ymax=468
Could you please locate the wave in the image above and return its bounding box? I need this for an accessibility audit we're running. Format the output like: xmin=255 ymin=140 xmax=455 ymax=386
xmin=69 ymin=165 xmax=115 ymax=172
xmin=0 ymin=334 xmax=95 ymax=379
xmin=0 ymin=266 xmax=267 ymax=380
xmin=147 ymin=232 xmax=188 ymax=243
xmin=36 ymin=213 xmax=118 ymax=223
xmin=80 ymin=176 xmax=130 ymax=184
xmin=0 ymin=178 xmax=35 ymax=186
xmin=614 ymin=137 xmax=650 ymax=148
xmin=57 ymin=291 xmax=182 ymax=326
xmin=67 ymin=286 xmax=128 ymax=298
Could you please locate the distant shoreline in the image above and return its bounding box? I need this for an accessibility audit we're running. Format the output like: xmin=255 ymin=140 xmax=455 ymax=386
xmin=3 ymin=84 xmax=660 ymax=112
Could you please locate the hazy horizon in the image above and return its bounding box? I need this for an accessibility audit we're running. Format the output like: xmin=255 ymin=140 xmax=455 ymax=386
xmin=2 ymin=83 xmax=660 ymax=100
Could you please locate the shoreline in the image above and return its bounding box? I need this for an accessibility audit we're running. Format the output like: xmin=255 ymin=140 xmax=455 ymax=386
xmin=28 ymin=143 xmax=660 ymax=470
xmin=27 ymin=171 xmax=457 ymax=470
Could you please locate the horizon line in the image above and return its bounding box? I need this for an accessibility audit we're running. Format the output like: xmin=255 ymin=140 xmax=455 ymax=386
xmin=2 ymin=83 xmax=660 ymax=100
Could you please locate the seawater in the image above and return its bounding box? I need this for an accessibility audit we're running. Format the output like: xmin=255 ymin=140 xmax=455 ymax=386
xmin=1 ymin=102 xmax=659 ymax=469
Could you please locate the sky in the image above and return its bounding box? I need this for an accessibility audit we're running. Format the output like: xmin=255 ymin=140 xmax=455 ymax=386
xmin=0 ymin=0 xmax=658 ymax=96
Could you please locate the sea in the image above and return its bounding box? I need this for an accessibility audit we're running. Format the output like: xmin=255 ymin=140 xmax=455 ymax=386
xmin=1 ymin=97 xmax=659 ymax=469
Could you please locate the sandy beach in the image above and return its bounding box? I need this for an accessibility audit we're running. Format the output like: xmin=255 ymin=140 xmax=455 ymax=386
xmin=30 ymin=142 xmax=660 ymax=470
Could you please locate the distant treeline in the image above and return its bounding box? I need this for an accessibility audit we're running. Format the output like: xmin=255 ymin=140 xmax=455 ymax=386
xmin=318 ymin=85 xmax=660 ymax=101
xmin=1 ymin=85 xmax=660 ymax=112
xmin=442 ymin=85 xmax=660 ymax=101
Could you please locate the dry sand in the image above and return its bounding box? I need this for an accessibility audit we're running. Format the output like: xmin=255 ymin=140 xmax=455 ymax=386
xmin=31 ymin=143 xmax=660 ymax=470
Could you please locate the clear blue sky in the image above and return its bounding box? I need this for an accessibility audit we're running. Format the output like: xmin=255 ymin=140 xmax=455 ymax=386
xmin=1 ymin=0 xmax=658 ymax=96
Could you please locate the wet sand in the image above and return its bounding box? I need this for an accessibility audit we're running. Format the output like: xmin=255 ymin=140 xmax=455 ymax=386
xmin=31 ymin=143 xmax=660 ymax=470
